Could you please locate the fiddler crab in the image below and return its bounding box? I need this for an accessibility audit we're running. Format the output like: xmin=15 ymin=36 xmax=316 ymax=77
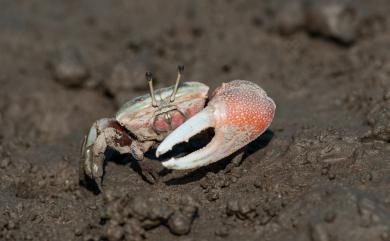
xmin=80 ymin=65 xmax=275 ymax=190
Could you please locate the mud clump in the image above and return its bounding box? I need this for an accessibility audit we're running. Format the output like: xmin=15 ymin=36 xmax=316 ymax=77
xmin=225 ymin=194 xmax=284 ymax=226
xmin=365 ymin=87 xmax=390 ymax=143
xmin=48 ymin=46 xmax=90 ymax=88
xmin=91 ymin=192 xmax=199 ymax=240
xmin=305 ymin=0 xmax=360 ymax=44
xmin=365 ymin=107 xmax=390 ymax=142
xmin=268 ymin=0 xmax=385 ymax=44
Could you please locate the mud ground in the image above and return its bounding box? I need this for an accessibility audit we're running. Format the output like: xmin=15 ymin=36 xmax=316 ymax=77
xmin=1 ymin=0 xmax=390 ymax=240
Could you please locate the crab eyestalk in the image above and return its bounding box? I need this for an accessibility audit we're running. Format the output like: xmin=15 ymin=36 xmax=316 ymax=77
xmin=146 ymin=71 xmax=158 ymax=107
xmin=156 ymin=80 xmax=276 ymax=170
xmin=170 ymin=65 xmax=184 ymax=102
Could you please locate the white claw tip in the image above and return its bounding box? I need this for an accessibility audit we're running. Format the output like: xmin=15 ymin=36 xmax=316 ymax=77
xmin=162 ymin=158 xmax=177 ymax=169
xmin=156 ymin=146 xmax=168 ymax=158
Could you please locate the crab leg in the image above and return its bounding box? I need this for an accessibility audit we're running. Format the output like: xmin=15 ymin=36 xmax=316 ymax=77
xmin=80 ymin=118 xmax=133 ymax=189
xmin=156 ymin=80 xmax=276 ymax=170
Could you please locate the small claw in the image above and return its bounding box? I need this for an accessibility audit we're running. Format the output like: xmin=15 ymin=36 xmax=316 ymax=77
xmin=156 ymin=80 xmax=275 ymax=170
xmin=80 ymin=130 xmax=104 ymax=189
xmin=80 ymin=118 xmax=118 ymax=190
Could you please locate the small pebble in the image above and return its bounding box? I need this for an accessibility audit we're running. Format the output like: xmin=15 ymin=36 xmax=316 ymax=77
xmin=381 ymin=231 xmax=390 ymax=241
xmin=7 ymin=220 xmax=16 ymax=229
xmin=271 ymin=0 xmax=305 ymax=35
xmin=321 ymin=167 xmax=329 ymax=176
xmin=305 ymin=0 xmax=360 ymax=44
xmin=49 ymin=46 xmax=89 ymax=88
xmin=74 ymin=228 xmax=83 ymax=236
xmin=253 ymin=178 xmax=262 ymax=188
xmin=167 ymin=211 xmax=193 ymax=235
xmin=360 ymin=172 xmax=373 ymax=184
xmin=215 ymin=226 xmax=229 ymax=237
xmin=105 ymin=224 xmax=124 ymax=241
xmin=230 ymin=176 xmax=238 ymax=183
xmin=180 ymin=196 xmax=199 ymax=216
xmin=206 ymin=189 xmax=220 ymax=202
xmin=127 ymin=35 xmax=144 ymax=52
xmin=310 ymin=223 xmax=329 ymax=241
xmin=324 ymin=211 xmax=337 ymax=223
xmin=226 ymin=200 xmax=240 ymax=216
xmin=0 ymin=157 xmax=10 ymax=168
xmin=384 ymin=89 xmax=390 ymax=100
xmin=88 ymin=205 xmax=97 ymax=210
xmin=328 ymin=172 xmax=336 ymax=180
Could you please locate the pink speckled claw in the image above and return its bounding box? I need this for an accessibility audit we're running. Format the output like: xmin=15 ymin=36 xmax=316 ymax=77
xmin=156 ymin=80 xmax=276 ymax=170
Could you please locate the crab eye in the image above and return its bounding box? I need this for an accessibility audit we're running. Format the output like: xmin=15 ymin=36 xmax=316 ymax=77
xmin=153 ymin=114 xmax=170 ymax=133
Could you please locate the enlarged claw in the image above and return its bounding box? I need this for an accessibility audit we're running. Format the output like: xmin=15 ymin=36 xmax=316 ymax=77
xmin=156 ymin=80 xmax=276 ymax=170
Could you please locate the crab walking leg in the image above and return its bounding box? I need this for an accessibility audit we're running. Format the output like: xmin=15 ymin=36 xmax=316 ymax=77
xmin=81 ymin=118 xmax=113 ymax=181
xmin=156 ymin=80 xmax=276 ymax=170
xmin=80 ymin=118 xmax=132 ymax=188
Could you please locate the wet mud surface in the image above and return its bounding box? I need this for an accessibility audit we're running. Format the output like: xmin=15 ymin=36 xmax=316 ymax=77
xmin=1 ymin=0 xmax=390 ymax=240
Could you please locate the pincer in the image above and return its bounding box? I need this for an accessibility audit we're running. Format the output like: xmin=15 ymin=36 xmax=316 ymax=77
xmin=156 ymin=80 xmax=276 ymax=170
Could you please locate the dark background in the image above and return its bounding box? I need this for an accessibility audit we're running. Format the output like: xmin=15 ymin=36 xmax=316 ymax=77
xmin=1 ymin=0 xmax=390 ymax=240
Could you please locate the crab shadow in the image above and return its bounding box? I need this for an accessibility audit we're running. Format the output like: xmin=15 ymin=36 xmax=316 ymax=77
xmin=82 ymin=129 xmax=274 ymax=192
xmin=162 ymin=129 xmax=274 ymax=186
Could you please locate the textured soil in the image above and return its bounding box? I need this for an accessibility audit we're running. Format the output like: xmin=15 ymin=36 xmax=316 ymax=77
xmin=1 ymin=0 xmax=390 ymax=240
